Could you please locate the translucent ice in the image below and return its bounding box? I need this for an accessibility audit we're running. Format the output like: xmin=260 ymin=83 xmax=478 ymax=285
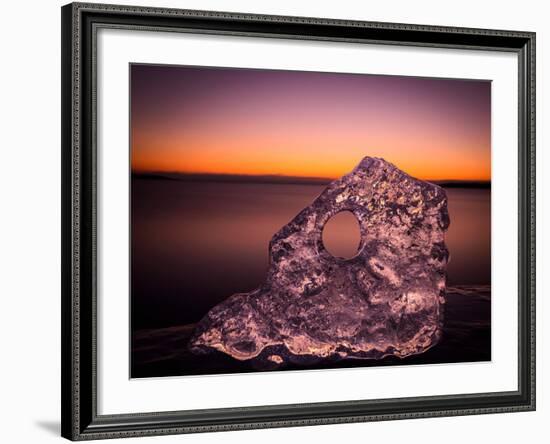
xmin=189 ymin=157 xmax=450 ymax=367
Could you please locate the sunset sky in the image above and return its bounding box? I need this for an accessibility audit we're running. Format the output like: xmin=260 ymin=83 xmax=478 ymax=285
xmin=131 ymin=64 xmax=491 ymax=181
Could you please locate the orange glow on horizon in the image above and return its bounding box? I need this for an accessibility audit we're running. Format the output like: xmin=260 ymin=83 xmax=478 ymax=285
xmin=131 ymin=132 xmax=491 ymax=182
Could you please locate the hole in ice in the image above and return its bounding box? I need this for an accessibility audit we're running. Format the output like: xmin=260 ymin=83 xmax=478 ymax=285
xmin=322 ymin=211 xmax=361 ymax=259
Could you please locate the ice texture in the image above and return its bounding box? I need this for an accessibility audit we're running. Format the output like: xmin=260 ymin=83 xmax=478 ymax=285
xmin=188 ymin=157 xmax=450 ymax=367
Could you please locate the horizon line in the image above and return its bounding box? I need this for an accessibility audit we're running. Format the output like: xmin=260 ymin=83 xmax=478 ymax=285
xmin=132 ymin=170 xmax=491 ymax=187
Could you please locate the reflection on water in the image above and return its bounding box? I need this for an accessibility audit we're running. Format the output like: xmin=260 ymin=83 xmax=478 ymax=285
xmin=131 ymin=178 xmax=490 ymax=330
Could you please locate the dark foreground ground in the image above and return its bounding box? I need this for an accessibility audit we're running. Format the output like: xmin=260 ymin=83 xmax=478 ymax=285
xmin=131 ymin=285 xmax=490 ymax=378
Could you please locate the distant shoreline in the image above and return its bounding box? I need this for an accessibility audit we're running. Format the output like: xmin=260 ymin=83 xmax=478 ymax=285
xmin=132 ymin=171 xmax=491 ymax=189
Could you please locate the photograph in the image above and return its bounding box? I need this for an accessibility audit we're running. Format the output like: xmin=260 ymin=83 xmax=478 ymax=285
xmin=130 ymin=64 xmax=492 ymax=378
xmin=56 ymin=1 xmax=537 ymax=440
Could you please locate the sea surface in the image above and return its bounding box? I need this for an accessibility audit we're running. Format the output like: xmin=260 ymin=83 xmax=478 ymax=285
xmin=131 ymin=177 xmax=491 ymax=377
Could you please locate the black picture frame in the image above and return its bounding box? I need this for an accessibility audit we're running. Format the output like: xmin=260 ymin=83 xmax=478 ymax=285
xmin=61 ymin=2 xmax=536 ymax=440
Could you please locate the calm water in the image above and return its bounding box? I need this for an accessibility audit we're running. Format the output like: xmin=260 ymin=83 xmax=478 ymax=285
xmin=131 ymin=178 xmax=491 ymax=330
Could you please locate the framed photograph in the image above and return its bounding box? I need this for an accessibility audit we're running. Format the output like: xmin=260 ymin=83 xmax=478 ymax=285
xmin=61 ymin=2 xmax=536 ymax=440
